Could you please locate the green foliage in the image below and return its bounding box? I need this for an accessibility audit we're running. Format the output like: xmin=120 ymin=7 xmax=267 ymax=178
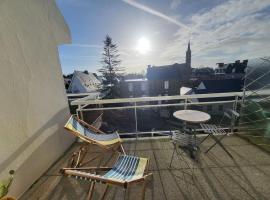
xmin=98 ymin=35 xmax=124 ymax=99
xmin=0 ymin=170 xmax=14 ymax=198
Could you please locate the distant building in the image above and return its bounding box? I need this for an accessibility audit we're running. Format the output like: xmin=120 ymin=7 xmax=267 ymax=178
xmin=215 ymin=60 xmax=248 ymax=76
xmin=67 ymin=70 xmax=101 ymax=96
xmin=146 ymin=41 xmax=192 ymax=96
xmin=120 ymin=78 xmax=148 ymax=98
xmin=191 ymin=79 xmax=244 ymax=114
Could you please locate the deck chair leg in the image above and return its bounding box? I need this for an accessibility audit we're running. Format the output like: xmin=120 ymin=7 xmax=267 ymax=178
xmin=100 ymin=185 xmax=109 ymax=200
xmin=79 ymin=146 xmax=89 ymax=167
xmin=141 ymin=181 xmax=147 ymax=200
xmin=87 ymin=182 xmax=95 ymax=200
xmin=169 ymin=144 xmax=176 ymax=168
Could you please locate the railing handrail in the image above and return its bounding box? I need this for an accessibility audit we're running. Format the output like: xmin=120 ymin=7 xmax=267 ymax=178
xmin=71 ymin=91 xmax=245 ymax=106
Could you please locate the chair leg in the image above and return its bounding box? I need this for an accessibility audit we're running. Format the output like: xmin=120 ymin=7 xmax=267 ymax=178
xmin=100 ymin=185 xmax=109 ymax=200
xmin=169 ymin=144 xmax=176 ymax=168
xmin=199 ymin=134 xmax=210 ymax=145
xmin=78 ymin=146 xmax=89 ymax=167
xmin=206 ymin=134 xmax=233 ymax=158
xmin=141 ymin=181 xmax=147 ymax=200
xmin=87 ymin=182 xmax=95 ymax=200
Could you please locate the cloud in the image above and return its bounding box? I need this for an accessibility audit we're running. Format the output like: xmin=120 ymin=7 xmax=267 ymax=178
xmin=160 ymin=0 xmax=270 ymax=68
xmin=121 ymin=0 xmax=189 ymax=30
xmin=170 ymin=0 xmax=182 ymax=9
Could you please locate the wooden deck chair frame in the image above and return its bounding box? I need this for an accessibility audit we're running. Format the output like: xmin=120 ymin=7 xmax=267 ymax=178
xmin=200 ymin=109 xmax=239 ymax=158
xmin=60 ymin=155 xmax=153 ymax=200
xmin=65 ymin=115 xmax=126 ymax=167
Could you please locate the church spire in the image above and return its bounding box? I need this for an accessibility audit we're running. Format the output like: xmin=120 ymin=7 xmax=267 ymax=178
xmin=186 ymin=40 xmax=191 ymax=68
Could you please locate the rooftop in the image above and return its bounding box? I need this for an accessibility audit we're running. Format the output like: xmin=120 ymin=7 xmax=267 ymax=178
xmin=20 ymin=136 xmax=270 ymax=200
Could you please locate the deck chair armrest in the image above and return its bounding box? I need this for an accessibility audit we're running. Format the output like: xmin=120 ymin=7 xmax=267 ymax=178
xmin=60 ymin=167 xmax=112 ymax=172
xmin=127 ymin=173 xmax=153 ymax=185
xmin=62 ymin=169 xmax=126 ymax=186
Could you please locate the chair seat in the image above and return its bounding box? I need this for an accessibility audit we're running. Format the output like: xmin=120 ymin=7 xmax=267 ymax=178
xmin=201 ymin=124 xmax=227 ymax=135
xmin=103 ymin=155 xmax=147 ymax=182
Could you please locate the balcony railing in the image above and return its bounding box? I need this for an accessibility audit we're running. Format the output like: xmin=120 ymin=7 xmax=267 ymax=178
xmin=68 ymin=92 xmax=247 ymax=137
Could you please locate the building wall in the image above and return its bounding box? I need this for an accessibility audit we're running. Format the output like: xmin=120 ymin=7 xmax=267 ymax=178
xmin=148 ymin=80 xmax=189 ymax=96
xmin=120 ymin=81 xmax=149 ymax=98
xmin=0 ymin=0 xmax=74 ymax=197
xmin=68 ymin=75 xmax=87 ymax=93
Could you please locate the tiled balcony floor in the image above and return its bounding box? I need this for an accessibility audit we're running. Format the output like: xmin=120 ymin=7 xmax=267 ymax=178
xmin=20 ymin=136 xmax=270 ymax=200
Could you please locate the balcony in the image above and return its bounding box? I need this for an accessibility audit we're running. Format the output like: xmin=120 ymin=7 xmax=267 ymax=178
xmin=6 ymin=58 xmax=268 ymax=199
xmin=20 ymin=89 xmax=270 ymax=199
xmin=20 ymin=136 xmax=270 ymax=200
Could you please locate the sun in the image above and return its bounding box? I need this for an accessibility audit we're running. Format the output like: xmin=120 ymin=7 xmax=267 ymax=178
xmin=136 ymin=37 xmax=150 ymax=54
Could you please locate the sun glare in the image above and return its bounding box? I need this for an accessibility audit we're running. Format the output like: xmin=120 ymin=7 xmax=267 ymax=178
xmin=136 ymin=37 xmax=150 ymax=54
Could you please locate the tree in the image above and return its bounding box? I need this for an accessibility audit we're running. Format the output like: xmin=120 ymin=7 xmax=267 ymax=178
xmin=99 ymin=35 xmax=124 ymax=98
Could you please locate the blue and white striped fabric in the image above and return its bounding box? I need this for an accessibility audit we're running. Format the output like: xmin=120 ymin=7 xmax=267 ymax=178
xmin=65 ymin=115 xmax=121 ymax=145
xmin=102 ymin=155 xmax=147 ymax=182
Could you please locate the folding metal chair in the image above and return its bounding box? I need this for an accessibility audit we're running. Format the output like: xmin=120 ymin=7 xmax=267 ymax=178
xmin=200 ymin=109 xmax=239 ymax=157
xmin=169 ymin=126 xmax=204 ymax=167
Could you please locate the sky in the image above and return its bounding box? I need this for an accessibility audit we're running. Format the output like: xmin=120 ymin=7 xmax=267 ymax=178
xmin=56 ymin=0 xmax=270 ymax=75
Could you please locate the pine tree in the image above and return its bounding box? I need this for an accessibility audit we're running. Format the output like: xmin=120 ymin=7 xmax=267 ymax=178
xmin=99 ymin=35 xmax=123 ymax=98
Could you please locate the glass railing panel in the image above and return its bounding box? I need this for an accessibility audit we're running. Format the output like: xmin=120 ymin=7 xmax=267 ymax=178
xmin=239 ymin=57 xmax=270 ymax=152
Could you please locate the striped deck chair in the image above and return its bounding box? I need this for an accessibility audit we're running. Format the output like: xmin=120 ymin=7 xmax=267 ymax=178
xmin=61 ymin=155 xmax=153 ymax=200
xmin=65 ymin=115 xmax=125 ymax=167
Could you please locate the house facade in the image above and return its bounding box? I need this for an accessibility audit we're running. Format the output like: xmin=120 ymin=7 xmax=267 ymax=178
xmin=119 ymin=78 xmax=148 ymax=98
xmin=67 ymin=70 xmax=101 ymax=95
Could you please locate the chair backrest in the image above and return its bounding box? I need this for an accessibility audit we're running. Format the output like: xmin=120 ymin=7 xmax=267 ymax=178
xmin=64 ymin=115 xmax=121 ymax=145
xmin=219 ymin=109 xmax=240 ymax=128
xmin=64 ymin=115 xmax=97 ymax=142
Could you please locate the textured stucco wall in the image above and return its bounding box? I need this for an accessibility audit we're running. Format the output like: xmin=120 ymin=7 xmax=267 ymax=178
xmin=0 ymin=0 xmax=74 ymax=197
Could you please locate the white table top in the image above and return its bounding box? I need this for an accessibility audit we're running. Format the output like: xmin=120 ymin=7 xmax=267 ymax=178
xmin=173 ymin=110 xmax=211 ymax=123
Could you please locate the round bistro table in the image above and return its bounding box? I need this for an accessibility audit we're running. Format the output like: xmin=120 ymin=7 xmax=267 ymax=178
xmin=172 ymin=109 xmax=211 ymax=160
xmin=173 ymin=109 xmax=210 ymax=124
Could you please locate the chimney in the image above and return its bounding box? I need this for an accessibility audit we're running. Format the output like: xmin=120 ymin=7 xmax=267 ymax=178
xmin=216 ymin=63 xmax=224 ymax=68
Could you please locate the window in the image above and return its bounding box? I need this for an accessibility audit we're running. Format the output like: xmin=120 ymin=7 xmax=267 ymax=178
xmin=141 ymin=82 xmax=146 ymax=91
xmin=164 ymin=81 xmax=169 ymax=89
xmin=207 ymin=105 xmax=212 ymax=111
xmin=128 ymin=83 xmax=133 ymax=92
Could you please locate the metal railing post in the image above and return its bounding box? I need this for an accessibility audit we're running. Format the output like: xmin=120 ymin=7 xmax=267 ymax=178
xmin=78 ymin=105 xmax=84 ymax=121
xmin=134 ymin=102 xmax=138 ymax=135
xmin=184 ymin=98 xmax=188 ymax=110
xmin=231 ymin=95 xmax=238 ymax=134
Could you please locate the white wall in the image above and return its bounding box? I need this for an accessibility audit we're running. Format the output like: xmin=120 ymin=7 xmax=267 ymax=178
xmin=0 ymin=0 xmax=74 ymax=197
